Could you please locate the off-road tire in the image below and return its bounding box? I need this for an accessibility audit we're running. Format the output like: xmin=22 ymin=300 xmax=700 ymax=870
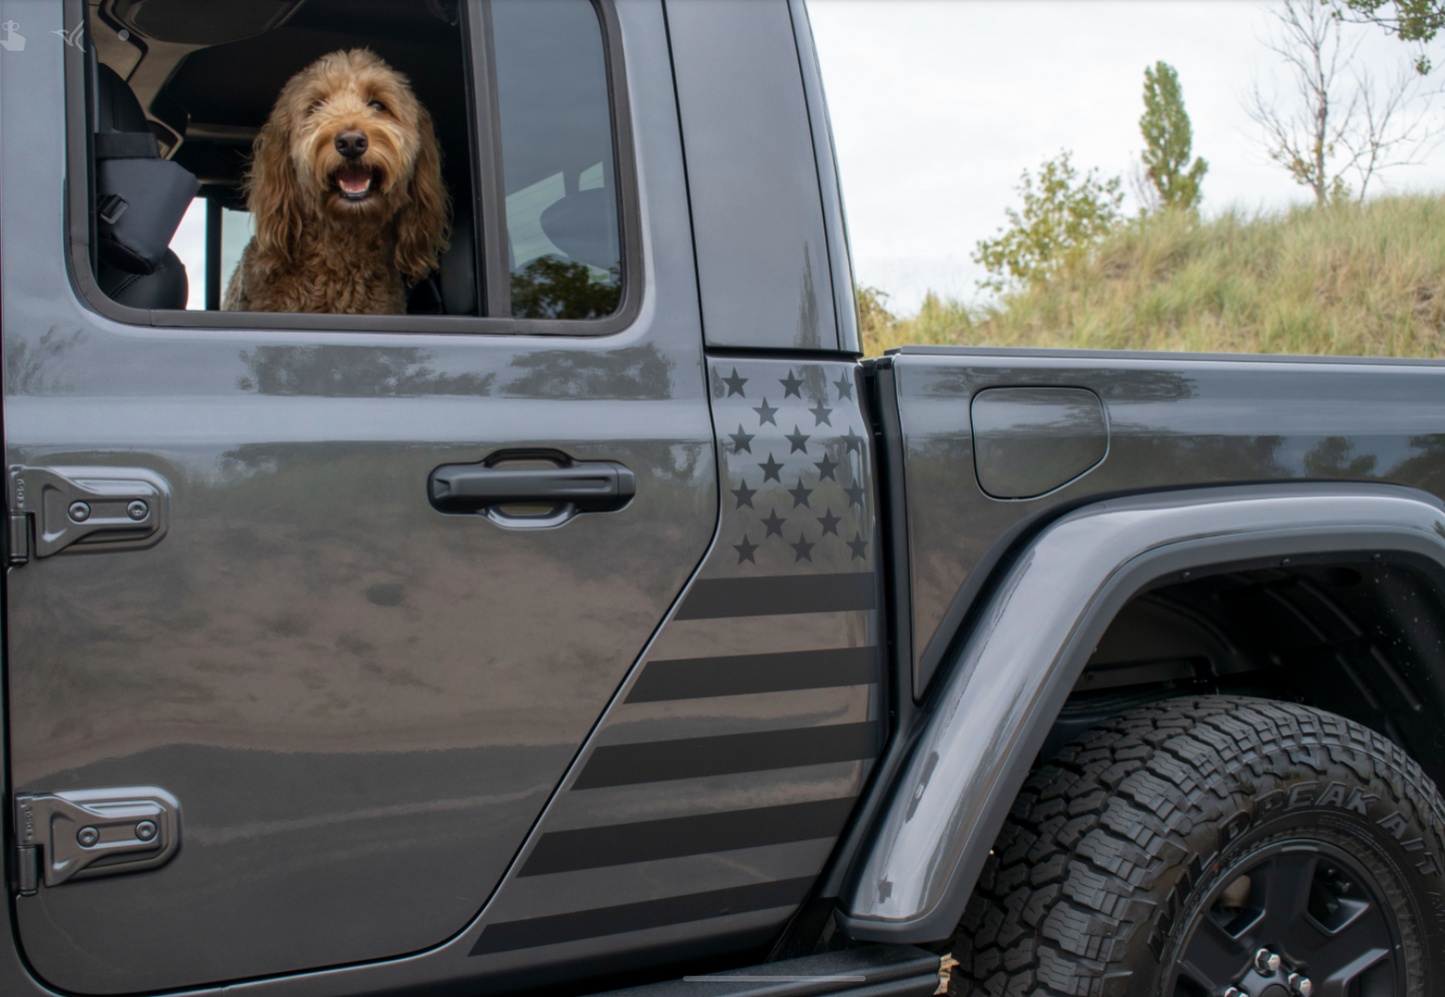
xmin=948 ymin=695 xmax=1445 ymax=996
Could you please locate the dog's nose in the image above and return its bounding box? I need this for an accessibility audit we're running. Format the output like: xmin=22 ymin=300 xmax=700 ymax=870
xmin=335 ymin=130 xmax=368 ymax=159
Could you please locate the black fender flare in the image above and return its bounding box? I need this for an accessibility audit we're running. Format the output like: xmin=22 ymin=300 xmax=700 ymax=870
xmin=836 ymin=482 xmax=1445 ymax=942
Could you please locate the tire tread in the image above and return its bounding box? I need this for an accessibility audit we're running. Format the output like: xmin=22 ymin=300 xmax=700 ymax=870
xmin=948 ymin=694 xmax=1445 ymax=996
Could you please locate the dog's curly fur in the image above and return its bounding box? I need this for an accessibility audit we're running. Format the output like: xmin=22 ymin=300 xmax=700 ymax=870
xmin=223 ymin=49 xmax=450 ymax=314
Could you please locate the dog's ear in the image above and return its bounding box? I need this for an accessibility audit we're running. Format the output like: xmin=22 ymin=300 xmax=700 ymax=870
xmin=394 ymin=107 xmax=451 ymax=283
xmin=246 ymin=114 xmax=304 ymax=271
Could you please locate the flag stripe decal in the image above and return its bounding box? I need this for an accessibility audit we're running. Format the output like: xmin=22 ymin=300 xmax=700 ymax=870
xmin=520 ymin=797 xmax=858 ymax=877
xmin=574 ymin=723 xmax=879 ymax=790
xmin=469 ymin=877 xmax=815 ymax=955
xmin=626 ymin=646 xmax=877 ymax=703
xmin=676 ymin=573 xmax=876 ymax=620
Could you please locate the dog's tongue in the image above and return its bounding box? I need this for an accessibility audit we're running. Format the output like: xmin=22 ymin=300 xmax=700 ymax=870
xmin=336 ymin=163 xmax=371 ymax=195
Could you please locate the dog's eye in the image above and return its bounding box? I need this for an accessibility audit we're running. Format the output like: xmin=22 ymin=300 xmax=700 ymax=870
xmin=367 ymin=100 xmax=387 ymax=114
xmin=305 ymin=100 xmax=322 ymax=117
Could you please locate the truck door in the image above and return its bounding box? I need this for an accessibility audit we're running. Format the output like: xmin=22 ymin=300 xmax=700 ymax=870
xmin=442 ymin=4 xmax=891 ymax=985
xmin=0 ymin=1 xmax=714 ymax=992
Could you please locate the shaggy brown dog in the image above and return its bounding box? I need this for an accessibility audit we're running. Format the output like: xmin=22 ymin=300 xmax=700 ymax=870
xmin=223 ymin=49 xmax=450 ymax=314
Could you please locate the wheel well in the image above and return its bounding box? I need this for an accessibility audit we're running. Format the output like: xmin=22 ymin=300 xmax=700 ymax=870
xmin=1044 ymin=555 xmax=1445 ymax=787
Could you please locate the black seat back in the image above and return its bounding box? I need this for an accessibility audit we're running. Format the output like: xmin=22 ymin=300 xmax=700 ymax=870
xmin=98 ymin=249 xmax=189 ymax=310
xmin=439 ymin=205 xmax=476 ymax=315
xmin=92 ymin=62 xmax=198 ymax=306
xmin=406 ymin=205 xmax=476 ymax=316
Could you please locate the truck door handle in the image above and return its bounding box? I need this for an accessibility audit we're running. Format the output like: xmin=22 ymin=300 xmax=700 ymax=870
xmin=428 ymin=460 xmax=635 ymax=518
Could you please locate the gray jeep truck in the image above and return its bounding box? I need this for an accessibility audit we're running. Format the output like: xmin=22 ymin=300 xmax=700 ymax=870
xmin=2 ymin=2 xmax=1444 ymax=996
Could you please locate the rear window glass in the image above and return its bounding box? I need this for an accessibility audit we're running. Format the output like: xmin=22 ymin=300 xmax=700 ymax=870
xmin=75 ymin=0 xmax=631 ymax=329
xmin=492 ymin=0 xmax=622 ymax=320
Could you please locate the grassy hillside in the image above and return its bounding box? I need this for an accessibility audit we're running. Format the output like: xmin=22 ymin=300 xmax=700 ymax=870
xmin=862 ymin=193 xmax=1445 ymax=358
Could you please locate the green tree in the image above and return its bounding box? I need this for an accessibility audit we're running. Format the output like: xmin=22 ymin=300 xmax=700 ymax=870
xmin=1335 ymin=0 xmax=1443 ymax=72
xmin=510 ymin=257 xmax=621 ymax=319
xmin=972 ymin=150 xmax=1124 ymax=293
xmin=1246 ymin=0 xmax=1441 ymax=205
xmin=855 ymin=285 xmax=896 ymax=354
xmin=1139 ymin=61 xmax=1207 ymax=211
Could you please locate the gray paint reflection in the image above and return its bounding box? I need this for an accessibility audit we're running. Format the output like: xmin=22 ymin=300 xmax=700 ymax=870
xmin=505 ymin=343 xmax=674 ymax=399
xmin=237 ymin=345 xmax=497 ymax=396
xmin=6 ymin=328 xmax=85 ymax=395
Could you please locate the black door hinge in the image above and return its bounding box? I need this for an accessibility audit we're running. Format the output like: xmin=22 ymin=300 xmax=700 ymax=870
xmin=13 ymin=788 xmax=181 ymax=895
xmin=7 ymin=512 xmax=29 ymax=567
xmin=6 ymin=465 xmax=169 ymax=562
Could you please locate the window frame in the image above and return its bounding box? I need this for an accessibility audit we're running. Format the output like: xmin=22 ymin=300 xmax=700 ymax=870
xmin=63 ymin=0 xmax=643 ymax=336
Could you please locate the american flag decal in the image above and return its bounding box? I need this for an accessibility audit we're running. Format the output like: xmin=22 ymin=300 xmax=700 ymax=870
xmin=468 ymin=360 xmax=883 ymax=961
xmin=707 ymin=363 xmax=873 ymax=578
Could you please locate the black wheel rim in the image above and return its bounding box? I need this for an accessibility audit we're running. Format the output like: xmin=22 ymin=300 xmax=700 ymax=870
xmin=1168 ymin=839 xmax=1405 ymax=997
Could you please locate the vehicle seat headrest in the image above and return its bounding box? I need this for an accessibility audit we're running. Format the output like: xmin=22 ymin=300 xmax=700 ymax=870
xmin=95 ymin=63 xmax=151 ymax=136
xmin=94 ymin=62 xmax=161 ymax=159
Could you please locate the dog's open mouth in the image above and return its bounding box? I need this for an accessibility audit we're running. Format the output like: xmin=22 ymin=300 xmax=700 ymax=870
xmin=333 ymin=163 xmax=380 ymax=201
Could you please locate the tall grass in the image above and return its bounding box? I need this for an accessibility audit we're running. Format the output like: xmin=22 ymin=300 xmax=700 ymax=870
xmin=862 ymin=193 xmax=1445 ymax=358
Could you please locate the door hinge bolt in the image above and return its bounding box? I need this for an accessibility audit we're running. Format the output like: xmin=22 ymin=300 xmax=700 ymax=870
xmin=126 ymin=500 xmax=149 ymax=521
xmin=68 ymin=501 xmax=90 ymax=522
xmin=135 ymin=820 xmax=156 ymax=841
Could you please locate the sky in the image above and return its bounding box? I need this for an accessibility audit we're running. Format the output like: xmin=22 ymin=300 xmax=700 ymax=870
xmin=806 ymin=0 xmax=1445 ymax=313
